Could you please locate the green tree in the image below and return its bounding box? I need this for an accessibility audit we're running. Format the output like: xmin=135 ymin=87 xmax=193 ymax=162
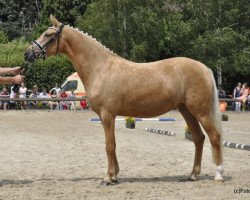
xmin=163 ymin=0 xmax=250 ymax=90
xmin=0 ymin=31 xmax=8 ymax=43
xmin=31 ymin=0 xmax=93 ymax=41
xmin=77 ymin=0 xmax=166 ymax=62
xmin=38 ymin=0 xmax=92 ymax=26
xmin=0 ymin=0 xmax=39 ymax=39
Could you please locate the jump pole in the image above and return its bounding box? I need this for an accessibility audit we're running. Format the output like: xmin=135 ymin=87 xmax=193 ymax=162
xmin=223 ymin=141 xmax=250 ymax=151
xmin=145 ymin=128 xmax=175 ymax=136
xmin=90 ymin=118 xmax=176 ymax=122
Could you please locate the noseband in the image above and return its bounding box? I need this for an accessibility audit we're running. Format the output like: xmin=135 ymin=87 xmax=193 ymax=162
xmin=32 ymin=23 xmax=64 ymax=60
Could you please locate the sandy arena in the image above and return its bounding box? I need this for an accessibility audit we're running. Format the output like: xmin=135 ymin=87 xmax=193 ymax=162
xmin=0 ymin=110 xmax=249 ymax=200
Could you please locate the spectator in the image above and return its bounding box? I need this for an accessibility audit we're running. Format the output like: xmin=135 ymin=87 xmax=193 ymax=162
xmin=218 ymin=86 xmax=227 ymax=111
xmin=27 ymin=85 xmax=39 ymax=109
xmin=0 ymin=87 xmax=9 ymax=110
xmin=8 ymin=85 xmax=18 ymax=109
xmin=50 ymin=83 xmax=61 ymax=95
xmin=48 ymin=89 xmax=59 ymax=110
xmin=218 ymin=86 xmax=226 ymax=98
xmin=38 ymin=88 xmax=50 ymax=107
xmin=233 ymin=82 xmax=242 ymax=98
xmin=80 ymin=96 xmax=89 ymax=110
xmin=58 ymin=90 xmax=68 ymax=110
xmin=237 ymin=82 xmax=249 ymax=111
xmin=68 ymin=90 xmax=76 ymax=111
xmin=232 ymin=82 xmax=242 ymax=111
xmin=19 ymin=82 xmax=27 ymax=110
xmin=248 ymin=88 xmax=250 ymax=110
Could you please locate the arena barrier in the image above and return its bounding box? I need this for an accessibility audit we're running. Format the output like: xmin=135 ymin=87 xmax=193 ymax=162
xmin=0 ymin=97 xmax=86 ymax=101
xmin=0 ymin=97 xmax=240 ymax=102
xmin=145 ymin=128 xmax=175 ymax=136
xmin=223 ymin=141 xmax=250 ymax=151
xmin=90 ymin=118 xmax=176 ymax=122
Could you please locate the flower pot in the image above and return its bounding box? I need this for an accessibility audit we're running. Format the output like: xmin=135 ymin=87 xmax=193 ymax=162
xmin=126 ymin=123 xmax=135 ymax=129
xmin=221 ymin=114 xmax=228 ymax=121
xmin=185 ymin=132 xmax=192 ymax=141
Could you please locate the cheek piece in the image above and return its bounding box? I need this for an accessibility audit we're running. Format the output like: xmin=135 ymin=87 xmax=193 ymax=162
xmin=31 ymin=23 xmax=64 ymax=60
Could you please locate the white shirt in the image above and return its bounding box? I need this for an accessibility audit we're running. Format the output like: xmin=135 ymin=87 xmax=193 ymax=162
xmin=39 ymin=92 xmax=49 ymax=98
xmin=51 ymin=87 xmax=61 ymax=95
xmin=19 ymin=87 xmax=27 ymax=98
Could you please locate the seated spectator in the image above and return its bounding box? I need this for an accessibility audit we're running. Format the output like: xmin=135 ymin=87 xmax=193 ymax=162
xmin=38 ymin=88 xmax=49 ymax=108
xmin=50 ymin=83 xmax=61 ymax=95
xmin=237 ymin=82 xmax=249 ymax=111
xmin=218 ymin=86 xmax=226 ymax=98
xmin=80 ymin=96 xmax=89 ymax=110
xmin=27 ymin=85 xmax=39 ymax=109
xmin=8 ymin=85 xmax=19 ymax=109
xmin=248 ymin=91 xmax=250 ymax=110
xmin=0 ymin=87 xmax=9 ymax=110
xmin=19 ymin=82 xmax=28 ymax=110
xmin=48 ymin=89 xmax=59 ymax=110
xmin=232 ymin=82 xmax=242 ymax=111
xmin=58 ymin=90 xmax=68 ymax=110
xmin=233 ymin=82 xmax=242 ymax=98
xmin=68 ymin=90 xmax=76 ymax=111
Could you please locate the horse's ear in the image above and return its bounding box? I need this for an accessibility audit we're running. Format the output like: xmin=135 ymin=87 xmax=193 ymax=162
xmin=50 ymin=14 xmax=60 ymax=27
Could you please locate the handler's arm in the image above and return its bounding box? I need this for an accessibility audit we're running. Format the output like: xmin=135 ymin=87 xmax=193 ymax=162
xmin=0 ymin=67 xmax=21 ymax=75
xmin=0 ymin=75 xmax=24 ymax=84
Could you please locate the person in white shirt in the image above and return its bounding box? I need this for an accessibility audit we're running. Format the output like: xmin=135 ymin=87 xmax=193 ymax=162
xmin=8 ymin=85 xmax=18 ymax=108
xmin=39 ymin=89 xmax=50 ymax=107
xmin=19 ymin=82 xmax=28 ymax=109
xmin=50 ymin=83 xmax=61 ymax=95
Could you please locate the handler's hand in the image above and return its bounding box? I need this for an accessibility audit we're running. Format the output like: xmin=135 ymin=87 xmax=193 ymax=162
xmin=13 ymin=74 xmax=25 ymax=84
xmin=12 ymin=66 xmax=22 ymax=75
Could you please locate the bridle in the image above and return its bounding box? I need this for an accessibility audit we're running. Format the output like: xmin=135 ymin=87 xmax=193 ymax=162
xmin=31 ymin=23 xmax=64 ymax=60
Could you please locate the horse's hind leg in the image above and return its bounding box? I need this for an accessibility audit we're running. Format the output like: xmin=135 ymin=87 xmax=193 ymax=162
xmin=178 ymin=104 xmax=205 ymax=181
xmin=198 ymin=115 xmax=224 ymax=181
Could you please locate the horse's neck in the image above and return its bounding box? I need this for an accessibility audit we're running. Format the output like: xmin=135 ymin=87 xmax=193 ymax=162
xmin=61 ymin=27 xmax=114 ymax=89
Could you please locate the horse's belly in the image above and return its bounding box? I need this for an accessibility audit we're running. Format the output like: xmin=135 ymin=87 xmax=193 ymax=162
xmin=115 ymin=98 xmax=176 ymax=117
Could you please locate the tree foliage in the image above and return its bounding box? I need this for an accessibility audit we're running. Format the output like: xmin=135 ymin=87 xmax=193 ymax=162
xmin=77 ymin=0 xmax=166 ymax=62
xmin=0 ymin=0 xmax=39 ymax=39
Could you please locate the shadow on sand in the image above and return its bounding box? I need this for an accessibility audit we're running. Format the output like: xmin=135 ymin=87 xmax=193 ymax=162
xmin=0 ymin=174 xmax=232 ymax=187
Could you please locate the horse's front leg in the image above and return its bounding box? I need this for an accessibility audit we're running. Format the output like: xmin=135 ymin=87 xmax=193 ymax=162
xmin=100 ymin=111 xmax=119 ymax=186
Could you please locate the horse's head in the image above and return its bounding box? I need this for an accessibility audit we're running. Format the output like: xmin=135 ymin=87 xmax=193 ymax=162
xmin=24 ymin=15 xmax=64 ymax=62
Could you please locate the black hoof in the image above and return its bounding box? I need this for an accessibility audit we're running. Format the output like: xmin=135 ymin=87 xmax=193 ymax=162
xmin=187 ymin=177 xmax=196 ymax=182
xmin=111 ymin=178 xmax=118 ymax=185
xmin=100 ymin=180 xmax=111 ymax=187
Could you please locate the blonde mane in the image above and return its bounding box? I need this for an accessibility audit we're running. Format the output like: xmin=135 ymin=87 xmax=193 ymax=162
xmin=66 ymin=25 xmax=116 ymax=55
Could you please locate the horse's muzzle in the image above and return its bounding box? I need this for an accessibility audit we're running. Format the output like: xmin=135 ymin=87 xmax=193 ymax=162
xmin=24 ymin=50 xmax=36 ymax=63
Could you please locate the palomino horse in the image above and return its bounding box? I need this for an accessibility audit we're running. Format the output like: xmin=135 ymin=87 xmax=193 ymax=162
xmin=25 ymin=15 xmax=224 ymax=185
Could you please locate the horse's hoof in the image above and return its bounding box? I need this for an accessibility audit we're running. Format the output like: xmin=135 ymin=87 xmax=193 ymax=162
xmin=214 ymin=171 xmax=224 ymax=182
xmin=188 ymin=174 xmax=197 ymax=181
xmin=111 ymin=178 xmax=118 ymax=185
xmin=214 ymin=176 xmax=224 ymax=182
xmin=100 ymin=180 xmax=111 ymax=187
